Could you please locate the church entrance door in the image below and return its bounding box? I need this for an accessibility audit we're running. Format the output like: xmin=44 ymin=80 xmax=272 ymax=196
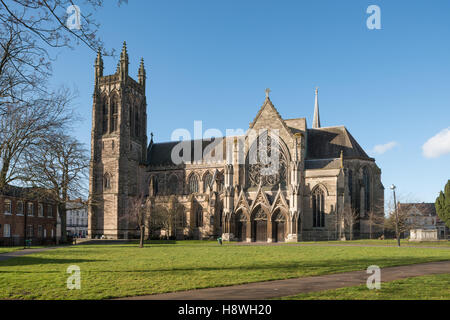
xmin=235 ymin=211 xmax=247 ymax=242
xmin=253 ymin=220 xmax=267 ymax=242
xmin=272 ymin=210 xmax=286 ymax=242
xmin=251 ymin=207 xmax=268 ymax=242
xmin=236 ymin=221 xmax=246 ymax=241
xmin=274 ymin=221 xmax=285 ymax=242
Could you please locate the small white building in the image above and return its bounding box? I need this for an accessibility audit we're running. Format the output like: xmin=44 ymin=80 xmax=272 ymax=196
xmin=410 ymin=228 xmax=438 ymax=242
xmin=66 ymin=199 xmax=88 ymax=238
xmin=398 ymin=202 xmax=448 ymax=241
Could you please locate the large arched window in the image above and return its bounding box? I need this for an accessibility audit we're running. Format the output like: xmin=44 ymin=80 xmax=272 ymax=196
xmin=203 ymin=172 xmax=212 ymax=192
xmin=312 ymin=187 xmax=325 ymax=228
xmin=188 ymin=174 xmax=199 ymax=194
xmin=102 ymin=99 xmax=108 ymax=134
xmin=216 ymin=172 xmax=224 ymax=192
xmin=195 ymin=204 xmax=203 ymax=227
xmin=168 ymin=175 xmax=179 ymax=194
xmin=129 ymin=106 xmax=133 ymax=137
xmin=149 ymin=175 xmax=158 ymax=196
xmin=246 ymin=130 xmax=288 ymax=187
xmin=348 ymin=170 xmax=353 ymax=208
xmin=363 ymin=167 xmax=371 ymax=215
xmin=135 ymin=110 xmax=139 ymax=137
xmin=110 ymin=96 xmax=119 ymax=132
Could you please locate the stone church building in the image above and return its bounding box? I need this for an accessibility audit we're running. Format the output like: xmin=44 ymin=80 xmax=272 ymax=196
xmin=88 ymin=43 xmax=384 ymax=242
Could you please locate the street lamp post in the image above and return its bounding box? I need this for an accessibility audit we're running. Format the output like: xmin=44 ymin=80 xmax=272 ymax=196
xmin=390 ymin=184 xmax=401 ymax=247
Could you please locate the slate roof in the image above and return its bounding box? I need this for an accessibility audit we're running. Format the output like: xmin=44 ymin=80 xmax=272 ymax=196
xmin=147 ymin=122 xmax=372 ymax=168
xmin=304 ymin=159 xmax=342 ymax=170
xmin=147 ymin=138 xmax=229 ymax=167
xmin=0 ymin=185 xmax=53 ymax=201
xmin=306 ymin=126 xmax=372 ymax=160
xmin=398 ymin=203 xmax=437 ymax=216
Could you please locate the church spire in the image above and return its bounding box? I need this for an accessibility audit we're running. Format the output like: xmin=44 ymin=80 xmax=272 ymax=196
xmin=312 ymin=87 xmax=321 ymax=129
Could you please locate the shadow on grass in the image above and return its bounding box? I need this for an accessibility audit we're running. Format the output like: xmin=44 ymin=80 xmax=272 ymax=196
xmin=77 ymin=240 xmax=179 ymax=246
xmin=79 ymin=256 xmax=450 ymax=275
xmin=0 ymin=256 xmax=104 ymax=267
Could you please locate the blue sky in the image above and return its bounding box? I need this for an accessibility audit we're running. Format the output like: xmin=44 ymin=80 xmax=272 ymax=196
xmin=49 ymin=0 xmax=450 ymax=203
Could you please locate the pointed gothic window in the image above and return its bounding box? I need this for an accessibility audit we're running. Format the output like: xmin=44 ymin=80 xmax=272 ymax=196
xmin=348 ymin=170 xmax=353 ymax=208
xmin=102 ymin=100 xmax=108 ymax=134
xmin=195 ymin=204 xmax=203 ymax=227
xmin=217 ymin=172 xmax=224 ymax=192
xmin=110 ymin=96 xmax=118 ymax=132
xmin=168 ymin=175 xmax=179 ymax=194
xmin=363 ymin=167 xmax=371 ymax=215
xmin=246 ymin=130 xmax=287 ymax=187
xmin=312 ymin=187 xmax=325 ymax=228
xmin=129 ymin=106 xmax=133 ymax=137
xmin=203 ymin=172 xmax=212 ymax=192
xmin=188 ymin=174 xmax=199 ymax=194
xmin=135 ymin=110 xmax=139 ymax=137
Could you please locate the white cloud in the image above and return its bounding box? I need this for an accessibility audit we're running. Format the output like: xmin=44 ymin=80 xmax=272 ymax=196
xmin=372 ymin=141 xmax=398 ymax=155
xmin=423 ymin=127 xmax=450 ymax=159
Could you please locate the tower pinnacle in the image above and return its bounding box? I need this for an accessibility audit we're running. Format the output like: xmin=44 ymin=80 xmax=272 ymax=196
xmin=138 ymin=57 xmax=146 ymax=90
xmin=94 ymin=48 xmax=103 ymax=81
xmin=119 ymin=41 xmax=129 ymax=79
xmin=312 ymin=87 xmax=321 ymax=129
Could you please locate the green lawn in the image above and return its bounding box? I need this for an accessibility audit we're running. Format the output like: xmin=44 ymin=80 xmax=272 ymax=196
xmin=1 ymin=240 xmax=450 ymax=300
xmin=279 ymin=273 xmax=450 ymax=300
xmin=0 ymin=246 xmax=46 ymax=254
xmin=0 ymin=247 xmax=22 ymax=254
xmin=295 ymin=239 xmax=450 ymax=247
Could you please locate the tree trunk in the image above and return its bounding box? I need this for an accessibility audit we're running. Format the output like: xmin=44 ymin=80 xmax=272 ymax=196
xmin=139 ymin=225 xmax=144 ymax=248
xmin=59 ymin=202 xmax=67 ymax=243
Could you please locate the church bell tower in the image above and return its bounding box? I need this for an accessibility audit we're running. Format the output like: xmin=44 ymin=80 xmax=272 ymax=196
xmin=88 ymin=42 xmax=148 ymax=239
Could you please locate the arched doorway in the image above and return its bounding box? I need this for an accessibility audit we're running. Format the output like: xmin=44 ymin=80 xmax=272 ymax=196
xmin=235 ymin=211 xmax=247 ymax=241
xmin=272 ymin=210 xmax=286 ymax=242
xmin=252 ymin=207 xmax=268 ymax=242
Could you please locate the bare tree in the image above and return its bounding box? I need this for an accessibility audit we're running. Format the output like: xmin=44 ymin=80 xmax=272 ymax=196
xmin=148 ymin=203 xmax=168 ymax=239
xmin=0 ymin=1 xmax=127 ymax=52
xmin=22 ymin=133 xmax=89 ymax=242
xmin=121 ymin=193 xmax=151 ymax=248
xmin=148 ymin=196 xmax=186 ymax=240
xmin=366 ymin=209 xmax=385 ymax=239
xmin=0 ymin=1 xmax=126 ymax=111
xmin=384 ymin=201 xmax=418 ymax=247
xmin=0 ymin=86 xmax=75 ymax=191
xmin=342 ymin=205 xmax=359 ymax=241
xmin=0 ymin=24 xmax=51 ymax=112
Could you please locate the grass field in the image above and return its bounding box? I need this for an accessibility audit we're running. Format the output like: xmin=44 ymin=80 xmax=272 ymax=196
xmin=296 ymin=239 xmax=450 ymax=247
xmin=0 ymin=246 xmax=46 ymax=254
xmin=1 ymin=240 xmax=450 ymax=300
xmin=279 ymin=273 xmax=450 ymax=300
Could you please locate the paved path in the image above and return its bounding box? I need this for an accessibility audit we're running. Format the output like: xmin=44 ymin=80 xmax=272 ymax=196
xmin=117 ymin=260 xmax=450 ymax=300
xmin=0 ymin=247 xmax=66 ymax=262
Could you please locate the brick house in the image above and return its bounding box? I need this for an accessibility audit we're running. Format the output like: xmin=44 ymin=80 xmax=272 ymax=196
xmin=0 ymin=185 xmax=57 ymax=246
